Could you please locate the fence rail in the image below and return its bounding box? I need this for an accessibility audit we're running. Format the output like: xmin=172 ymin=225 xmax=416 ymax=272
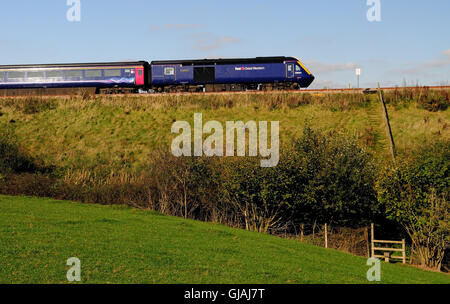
xmin=373 ymin=247 xmax=404 ymax=252
xmin=373 ymin=239 xmax=403 ymax=244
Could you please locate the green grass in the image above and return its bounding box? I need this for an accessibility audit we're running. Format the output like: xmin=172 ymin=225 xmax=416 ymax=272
xmin=0 ymin=195 xmax=448 ymax=284
xmin=0 ymin=93 xmax=448 ymax=172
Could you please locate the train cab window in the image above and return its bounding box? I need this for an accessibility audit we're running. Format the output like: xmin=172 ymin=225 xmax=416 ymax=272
xmin=65 ymin=70 xmax=83 ymax=78
xmin=295 ymin=65 xmax=301 ymax=72
xmin=8 ymin=71 xmax=25 ymax=79
xmin=27 ymin=71 xmax=44 ymax=79
xmin=164 ymin=67 xmax=175 ymax=76
xmin=46 ymin=70 xmax=63 ymax=78
xmin=104 ymin=69 xmax=122 ymax=77
xmin=85 ymin=70 xmax=102 ymax=78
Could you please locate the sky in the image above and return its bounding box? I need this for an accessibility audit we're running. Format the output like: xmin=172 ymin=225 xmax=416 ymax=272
xmin=0 ymin=0 xmax=449 ymax=89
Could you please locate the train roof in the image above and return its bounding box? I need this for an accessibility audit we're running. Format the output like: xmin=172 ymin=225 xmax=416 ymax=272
xmin=151 ymin=56 xmax=299 ymax=66
xmin=0 ymin=61 xmax=149 ymax=69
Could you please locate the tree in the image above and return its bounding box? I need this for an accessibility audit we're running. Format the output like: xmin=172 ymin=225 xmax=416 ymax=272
xmin=378 ymin=142 xmax=449 ymax=270
xmin=291 ymin=127 xmax=378 ymax=227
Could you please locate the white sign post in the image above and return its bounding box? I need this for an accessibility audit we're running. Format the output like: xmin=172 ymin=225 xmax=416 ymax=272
xmin=355 ymin=68 xmax=361 ymax=89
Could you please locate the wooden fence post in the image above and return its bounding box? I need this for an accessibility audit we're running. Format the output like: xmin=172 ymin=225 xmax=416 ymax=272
xmin=324 ymin=223 xmax=328 ymax=248
xmin=402 ymin=239 xmax=406 ymax=264
xmin=365 ymin=226 xmax=370 ymax=258
xmin=378 ymin=83 xmax=396 ymax=163
xmin=371 ymin=223 xmax=374 ymax=258
xmin=300 ymin=224 xmax=304 ymax=242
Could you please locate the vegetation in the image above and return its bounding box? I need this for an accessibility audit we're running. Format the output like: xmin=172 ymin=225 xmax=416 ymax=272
xmin=0 ymin=90 xmax=448 ymax=173
xmin=378 ymin=142 xmax=449 ymax=270
xmin=0 ymin=89 xmax=449 ymax=272
xmin=0 ymin=126 xmax=382 ymax=234
xmin=0 ymin=128 xmax=37 ymax=174
xmin=384 ymin=87 xmax=449 ymax=112
xmin=0 ymin=195 xmax=448 ymax=284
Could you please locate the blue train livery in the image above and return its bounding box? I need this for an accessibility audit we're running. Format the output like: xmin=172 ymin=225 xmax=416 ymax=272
xmin=150 ymin=56 xmax=314 ymax=91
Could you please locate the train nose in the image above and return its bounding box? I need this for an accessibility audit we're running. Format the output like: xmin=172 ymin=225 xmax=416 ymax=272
xmin=300 ymin=75 xmax=315 ymax=88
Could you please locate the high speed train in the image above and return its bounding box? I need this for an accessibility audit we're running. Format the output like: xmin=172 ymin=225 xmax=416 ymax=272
xmin=0 ymin=56 xmax=314 ymax=94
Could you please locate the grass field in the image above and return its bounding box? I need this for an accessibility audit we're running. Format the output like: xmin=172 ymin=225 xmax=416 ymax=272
xmin=0 ymin=93 xmax=448 ymax=172
xmin=0 ymin=195 xmax=448 ymax=284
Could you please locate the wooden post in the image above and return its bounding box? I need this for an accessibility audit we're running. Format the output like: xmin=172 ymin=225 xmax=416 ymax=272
xmin=365 ymin=226 xmax=370 ymax=258
xmin=324 ymin=223 xmax=328 ymax=248
xmin=312 ymin=221 xmax=316 ymax=239
xmin=384 ymin=252 xmax=390 ymax=263
xmin=378 ymin=83 xmax=396 ymax=163
xmin=371 ymin=223 xmax=375 ymax=258
xmin=300 ymin=224 xmax=304 ymax=242
xmin=402 ymin=239 xmax=406 ymax=264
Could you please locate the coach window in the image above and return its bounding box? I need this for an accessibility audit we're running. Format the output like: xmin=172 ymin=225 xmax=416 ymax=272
xmin=27 ymin=71 xmax=45 ymax=79
xmin=8 ymin=71 xmax=25 ymax=79
xmin=105 ymin=69 xmax=122 ymax=77
xmin=65 ymin=70 xmax=83 ymax=78
xmin=46 ymin=70 xmax=63 ymax=78
xmin=85 ymin=70 xmax=102 ymax=78
xmin=0 ymin=72 xmax=4 ymax=81
xmin=164 ymin=67 xmax=175 ymax=76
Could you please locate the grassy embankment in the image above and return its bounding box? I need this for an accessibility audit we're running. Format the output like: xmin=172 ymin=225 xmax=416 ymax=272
xmin=0 ymin=195 xmax=448 ymax=284
xmin=0 ymin=92 xmax=448 ymax=174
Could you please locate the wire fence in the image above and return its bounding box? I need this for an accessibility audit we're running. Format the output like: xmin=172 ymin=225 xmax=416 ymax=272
xmin=276 ymin=223 xmax=370 ymax=257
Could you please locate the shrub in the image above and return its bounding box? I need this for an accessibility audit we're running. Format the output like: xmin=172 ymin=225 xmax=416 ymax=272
xmin=219 ymin=156 xmax=295 ymax=233
xmin=13 ymin=97 xmax=57 ymax=114
xmin=0 ymin=128 xmax=37 ymax=174
xmin=384 ymin=88 xmax=449 ymax=112
xmin=377 ymin=142 xmax=450 ymax=270
xmin=289 ymin=127 xmax=379 ymax=228
xmin=146 ymin=152 xmax=222 ymax=220
xmin=418 ymin=90 xmax=449 ymax=112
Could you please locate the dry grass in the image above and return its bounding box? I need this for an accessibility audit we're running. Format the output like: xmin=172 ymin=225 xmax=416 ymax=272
xmin=0 ymin=90 xmax=448 ymax=174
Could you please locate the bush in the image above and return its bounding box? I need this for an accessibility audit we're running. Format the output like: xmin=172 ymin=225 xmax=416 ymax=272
xmin=139 ymin=127 xmax=379 ymax=233
xmin=377 ymin=142 xmax=450 ymax=270
xmin=146 ymin=152 xmax=223 ymax=221
xmin=384 ymin=88 xmax=449 ymax=111
xmin=0 ymin=128 xmax=37 ymax=174
xmin=289 ymin=127 xmax=379 ymax=227
xmin=219 ymin=156 xmax=295 ymax=233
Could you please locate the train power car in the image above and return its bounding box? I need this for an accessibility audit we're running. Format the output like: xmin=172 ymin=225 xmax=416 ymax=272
xmin=0 ymin=61 xmax=149 ymax=96
xmin=150 ymin=56 xmax=314 ymax=92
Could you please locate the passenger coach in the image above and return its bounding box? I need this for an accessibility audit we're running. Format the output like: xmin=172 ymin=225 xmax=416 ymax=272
xmin=0 ymin=61 xmax=149 ymax=95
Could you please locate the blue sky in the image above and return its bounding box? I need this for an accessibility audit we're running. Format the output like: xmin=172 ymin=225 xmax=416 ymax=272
xmin=0 ymin=0 xmax=449 ymax=88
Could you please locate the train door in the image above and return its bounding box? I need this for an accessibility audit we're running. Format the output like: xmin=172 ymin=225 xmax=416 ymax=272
xmin=163 ymin=66 xmax=176 ymax=83
xmin=135 ymin=67 xmax=145 ymax=85
xmin=194 ymin=67 xmax=215 ymax=83
xmin=286 ymin=63 xmax=295 ymax=78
